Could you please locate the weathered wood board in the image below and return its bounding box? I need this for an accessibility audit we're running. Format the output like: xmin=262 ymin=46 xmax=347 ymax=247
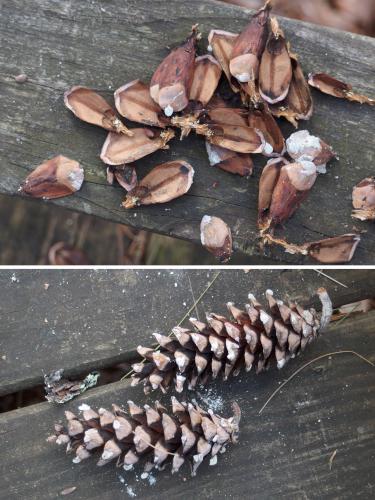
xmin=0 ymin=311 xmax=374 ymax=500
xmin=1 ymin=269 xmax=374 ymax=396
xmin=0 ymin=0 xmax=374 ymax=264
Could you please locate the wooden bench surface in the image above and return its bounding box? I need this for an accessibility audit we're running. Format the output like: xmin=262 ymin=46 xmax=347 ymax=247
xmin=1 ymin=0 xmax=374 ymax=264
xmin=0 ymin=308 xmax=374 ymax=499
xmin=1 ymin=269 xmax=374 ymax=397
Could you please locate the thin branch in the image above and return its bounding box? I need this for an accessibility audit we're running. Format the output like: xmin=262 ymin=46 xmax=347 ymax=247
xmin=313 ymin=269 xmax=348 ymax=288
xmin=259 ymin=351 xmax=374 ymax=415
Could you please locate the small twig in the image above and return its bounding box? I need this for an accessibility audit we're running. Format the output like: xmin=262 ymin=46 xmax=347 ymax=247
xmin=188 ymin=274 xmax=199 ymax=321
xmin=121 ymin=272 xmax=221 ymax=381
xmin=259 ymin=351 xmax=374 ymax=415
xmin=313 ymin=270 xmax=348 ymax=288
xmin=329 ymin=449 xmax=337 ymax=470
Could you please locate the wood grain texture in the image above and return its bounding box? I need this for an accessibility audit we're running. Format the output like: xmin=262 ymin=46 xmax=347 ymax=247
xmin=0 ymin=0 xmax=374 ymax=264
xmin=1 ymin=269 xmax=374 ymax=396
xmin=0 ymin=311 xmax=374 ymax=500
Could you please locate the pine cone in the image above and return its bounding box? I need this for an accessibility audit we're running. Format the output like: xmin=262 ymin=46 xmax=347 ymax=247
xmin=49 ymin=398 xmax=241 ymax=477
xmin=132 ymin=288 xmax=332 ymax=393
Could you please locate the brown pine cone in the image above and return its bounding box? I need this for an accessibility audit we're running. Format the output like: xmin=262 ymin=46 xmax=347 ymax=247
xmin=132 ymin=288 xmax=332 ymax=393
xmin=49 ymin=398 xmax=241 ymax=477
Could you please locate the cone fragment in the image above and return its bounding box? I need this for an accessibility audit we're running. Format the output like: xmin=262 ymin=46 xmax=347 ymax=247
xmin=114 ymin=80 xmax=170 ymax=128
xmin=190 ymin=55 xmax=222 ymax=106
xmin=308 ymin=73 xmax=375 ymax=106
xmin=205 ymin=142 xmax=253 ymax=177
xmin=229 ymin=2 xmax=271 ymax=84
xmin=50 ymin=399 xmax=240 ymax=477
xmin=20 ymin=155 xmax=84 ymax=199
xmin=269 ymin=56 xmax=313 ymax=127
xmin=100 ymin=128 xmax=174 ymax=165
xmin=150 ymin=27 xmax=199 ymax=116
xmin=131 ymin=288 xmax=332 ymax=394
xmin=208 ymin=30 xmax=240 ymax=93
xmin=259 ymin=18 xmax=292 ymax=104
xmin=64 ymin=86 xmax=132 ymax=135
xmin=123 ymin=160 xmax=194 ymax=208
xmin=352 ymin=177 xmax=375 ymax=221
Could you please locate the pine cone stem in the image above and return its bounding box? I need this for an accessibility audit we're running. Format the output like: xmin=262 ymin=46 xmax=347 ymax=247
xmin=131 ymin=288 xmax=332 ymax=394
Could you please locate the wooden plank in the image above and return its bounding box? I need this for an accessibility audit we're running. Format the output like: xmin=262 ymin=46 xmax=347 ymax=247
xmin=0 ymin=0 xmax=374 ymax=264
xmin=0 ymin=311 xmax=374 ymax=500
xmin=1 ymin=269 xmax=374 ymax=397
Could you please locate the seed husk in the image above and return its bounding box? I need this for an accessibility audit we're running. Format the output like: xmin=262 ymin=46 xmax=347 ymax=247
xmin=189 ymin=55 xmax=222 ymax=106
xmin=205 ymin=141 xmax=253 ymax=176
xmin=248 ymin=105 xmax=285 ymax=156
xmin=308 ymin=73 xmax=375 ymax=106
xmin=266 ymin=160 xmax=317 ymax=228
xmin=100 ymin=128 xmax=175 ymax=165
xmin=269 ymin=55 xmax=313 ymax=127
xmin=150 ymin=26 xmax=199 ymax=116
xmin=259 ymin=18 xmax=292 ymax=104
xmin=207 ymin=30 xmax=240 ymax=93
xmin=64 ymin=86 xmax=132 ymax=135
xmin=114 ymin=165 xmax=138 ymax=192
xmin=307 ymin=234 xmax=360 ymax=263
xmin=352 ymin=177 xmax=375 ymax=221
xmin=286 ymin=130 xmax=336 ymax=173
xmin=229 ymin=1 xmax=271 ymax=84
xmin=123 ymin=160 xmax=194 ymax=208
xmin=200 ymin=215 xmax=233 ymax=263
xmin=258 ymin=157 xmax=289 ymax=227
xmin=114 ymin=80 xmax=169 ymax=128
xmin=20 ymin=155 xmax=84 ymax=199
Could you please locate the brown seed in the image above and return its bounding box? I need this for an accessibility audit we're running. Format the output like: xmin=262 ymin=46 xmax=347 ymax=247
xmin=100 ymin=128 xmax=174 ymax=165
xmin=189 ymin=55 xmax=222 ymax=106
xmin=48 ymin=242 xmax=90 ymax=265
xmin=20 ymin=155 xmax=84 ymax=199
xmin=259 ymin=18 xmax=292 ymax=104
xmin=114 ymin=80 xmax=169 ymax=128
xmin=267 ymin=160 xmax=317 ymax=227
xmin=114 ymin=165 xmax=138 ymax=192
xmin=64 ymin=86 xmax=132 ymax=135
xmin=150 ymin=26 xmax=199 ymax=116
xmin=229 ymin=1 xmax=271 ymax=83
xmin=123 ymin=160 xmax=194 ymax=208
xmin=207 ymin=30 xmax=240 ymax=93
xmin=286 ymin=130 xmax=336 ymax=173
xmin=352 ymin=177 xmax=375 ymax=221
xmin=269 ymin=55 xmax=313 ymax=127
xmin=205 ymin=141 xmax=253 ymax=177
xmin=248 ymin=105 xmax=285 ymax=156
xmin=200 ymin=215 xmax=233 ymax=263
xmin=307 ymin=234 xmax=360 ymax=263
xmin=308 ymin=73 xmax=375 ymax=106
xmin=258 ymin=157 xmax=289 ymax=227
